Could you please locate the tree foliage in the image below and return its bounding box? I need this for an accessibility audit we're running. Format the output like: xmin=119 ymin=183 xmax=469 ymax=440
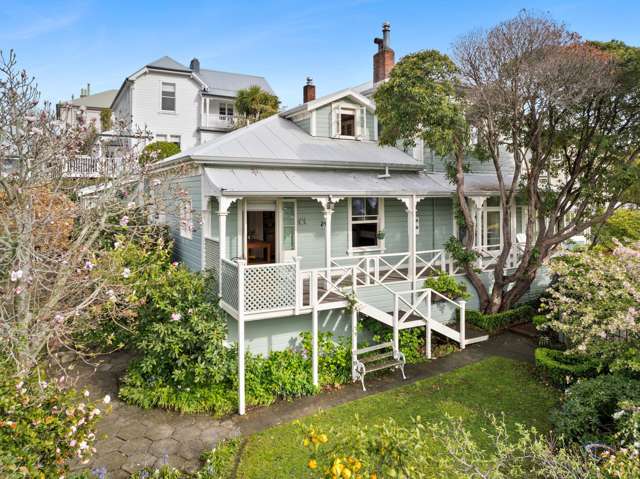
xmin=375 ymin=11 xmax=640 ymax=312
xmin=235 ymin=85 xmax=279 ymax=125
xmin=139 ymin=140 xmax=180 ymax=165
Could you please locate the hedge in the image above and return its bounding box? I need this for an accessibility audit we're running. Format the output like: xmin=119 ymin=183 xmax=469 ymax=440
xmin=534 ymin=347 xmax=601 ymax=388
xmin=457 ymin=304 xmax=534 ymax=333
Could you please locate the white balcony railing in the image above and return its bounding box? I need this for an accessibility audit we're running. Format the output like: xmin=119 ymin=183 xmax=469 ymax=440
xmin=202 ymin=114 xmax=238 ymax=129
xmin=63 ymin=155 xmax=123 ymax=178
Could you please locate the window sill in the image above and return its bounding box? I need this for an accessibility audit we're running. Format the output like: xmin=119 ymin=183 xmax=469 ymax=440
xmin=159 ymin=110 xmax=177 ymax=115
xmin=348 ymin=246 xmax=385 ymax=255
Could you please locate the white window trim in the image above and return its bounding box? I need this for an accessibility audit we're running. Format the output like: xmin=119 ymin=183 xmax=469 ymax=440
xmin=347 ymin=197 xmax=385 ymax=254
xmin=277 ymin=199 xmax=297 ymax=261
xmin=331 ymin=101 xmax=370 ymax=140
xmin=179 ymin=198 xmax=193 ymax=240
xmin=160 ymin=81 xmax=176 ymax=113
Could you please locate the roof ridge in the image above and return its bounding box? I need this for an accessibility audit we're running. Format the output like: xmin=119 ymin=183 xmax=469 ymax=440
xmin=199 ymin=68 xmax=267 ymax=79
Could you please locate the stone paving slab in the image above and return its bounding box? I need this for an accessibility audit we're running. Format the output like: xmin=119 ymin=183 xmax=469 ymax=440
xmin=69 ymin=332 xmax=534 ymax=477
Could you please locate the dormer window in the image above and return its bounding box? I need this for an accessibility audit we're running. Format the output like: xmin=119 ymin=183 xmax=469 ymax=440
xmin=340 ymin=110 xmax=355 ymax=137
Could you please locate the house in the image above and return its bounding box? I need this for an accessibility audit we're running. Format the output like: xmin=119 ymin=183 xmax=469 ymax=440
xmin=56 ymin=84 xmax=118 ymax=133
xmin=110 ymin=56 xmax=274 ymax=150
xmin=151 ymin=23 xmax=549 ymax=414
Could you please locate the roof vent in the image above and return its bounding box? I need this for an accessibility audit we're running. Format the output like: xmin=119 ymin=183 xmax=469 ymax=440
xmin=190 ymin=58 xmax=200 ymax=73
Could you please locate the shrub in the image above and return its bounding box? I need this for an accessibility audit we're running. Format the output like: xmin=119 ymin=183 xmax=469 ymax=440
xmin=300 ymin=331 xmax=352 ymax=386
xmin=540 ymin=243 xmax=640 ymax=374
xmin=0 ymin=366 xmax=109 ymax=478
xmin=534 ymin=347 xmax=601 ymax=387
xmin=551 ymin=374 xmax=640 ymax=444
xmin=301 ymin=415 xmax=603 ymax=478
xmin=423 ymin=272 xmax=470 ymax=300
xmin=139 ymin=141 xmax=180 ymax=166
xmin=458 ymin=304 xmax=534 ymax=333
xmin=594 ymin=208 xmax=640 ymax=251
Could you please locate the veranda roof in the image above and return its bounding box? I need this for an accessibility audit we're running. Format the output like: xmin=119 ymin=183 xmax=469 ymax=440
xmin=203 ymin=167 xmax=456 ymax=197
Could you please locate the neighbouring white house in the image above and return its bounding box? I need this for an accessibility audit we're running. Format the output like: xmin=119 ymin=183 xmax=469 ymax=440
xmin=110 ymin=56 xmax=274 ymax=151
xmin=56 ymin=84 xmax=118 ymax=132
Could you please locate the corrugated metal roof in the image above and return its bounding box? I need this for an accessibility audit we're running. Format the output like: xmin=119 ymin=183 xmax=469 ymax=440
xmin=146 ymin=56 xmax=190 ymax=71
xmin=203 ymin=167 xmax=455 ymax=197
xmin=68 ymin=89 xmax=118 ymax=108
xmin=161 ymin=115 xmax=421 ymax=169
xmin=198 ymin=69 xmax=273 ymax=97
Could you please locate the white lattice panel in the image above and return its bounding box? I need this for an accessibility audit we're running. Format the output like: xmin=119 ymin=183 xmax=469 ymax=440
xmin=205 ymin=238 xmax=220 ymax=276
xmin=243 ymin=263 xmax=297 ymax=313
xmin=221 ymin=260 xmax=238 ymax=309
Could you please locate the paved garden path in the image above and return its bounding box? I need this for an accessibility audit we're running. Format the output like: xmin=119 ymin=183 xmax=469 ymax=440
xmin=71 ymin=332 xmax=535 ymax=478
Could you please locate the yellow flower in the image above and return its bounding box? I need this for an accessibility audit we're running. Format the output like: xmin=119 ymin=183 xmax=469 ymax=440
xmin=307 ymin=459 xmax=318 ymax=469
xmin=303 ymin=438 xmax=309 ymax=447
xmin=319 ymin=433 xmax=328 ymax=443
xmin=342 ymin=468 xmax=352 ymax=479
xmin=370 ymin=474 xmax=378 ymax=479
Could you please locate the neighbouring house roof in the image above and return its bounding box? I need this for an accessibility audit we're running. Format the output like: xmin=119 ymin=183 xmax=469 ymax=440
xmin=202 ymin=166 xmax=455 ymax=197
xmin=146 ymin=56 xmax=191 ymax=72
xmin=156 ymin=115 xmax=421 ymax=170
xmin=112 ymin=56 xmax=273 ymax=108
xmin=198 ymin=69 xmax=274 ymax=97
xmin=65 ymin=89 xmax=118 ymax=109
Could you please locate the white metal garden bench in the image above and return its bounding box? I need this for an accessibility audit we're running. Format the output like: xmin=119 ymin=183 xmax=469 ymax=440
xmin=353 ymin=341 xmax=406 ymax=391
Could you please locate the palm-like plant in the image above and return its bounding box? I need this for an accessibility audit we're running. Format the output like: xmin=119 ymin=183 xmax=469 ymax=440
xmin=235 ymin=85 xmax=279 ymax=126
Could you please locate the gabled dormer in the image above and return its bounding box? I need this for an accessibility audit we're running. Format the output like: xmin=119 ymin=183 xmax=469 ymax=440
xmin=282 ymin=80 xmax=378 ymax=141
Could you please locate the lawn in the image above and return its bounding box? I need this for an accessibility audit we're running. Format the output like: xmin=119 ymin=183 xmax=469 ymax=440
xmin=229 ymin=356 xmax=560 ymax=478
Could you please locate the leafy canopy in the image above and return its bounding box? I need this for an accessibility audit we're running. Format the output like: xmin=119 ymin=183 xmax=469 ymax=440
xmin=235 ymin=85 xmax=279 ymax=124
xmin=375 ymin=50 xmax=467 ymax=156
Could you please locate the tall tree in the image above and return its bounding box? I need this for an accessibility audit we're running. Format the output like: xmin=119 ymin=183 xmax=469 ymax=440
xmin=375 ymin=11 xmax=640 ymax=313
xmin=0 ymin=51 xmax=185 ymax=375
xmin=235 ymin=85 xmax=279 ymax=125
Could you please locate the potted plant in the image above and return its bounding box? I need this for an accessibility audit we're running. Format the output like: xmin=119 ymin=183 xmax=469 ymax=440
xmin=376 ymin=230 xmax=386 ymax=240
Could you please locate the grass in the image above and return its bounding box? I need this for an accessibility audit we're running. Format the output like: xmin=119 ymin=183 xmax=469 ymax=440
xmin=230 ymin=356 xmax=560 ymax=478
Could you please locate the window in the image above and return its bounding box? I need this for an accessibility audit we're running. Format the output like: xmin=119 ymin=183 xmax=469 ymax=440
xmin=179 ymin=199 xmax=193 ymax=239
xmin=169 ymin=135 xmax=181 ymax=148
xmin=340 ymin=110 xmax=355 ymax=137
xmin=482 ymin=197 xmax=502 ymax=248
xmin=219 ymin=102 xmax=234 ymax=119
xmin=351 ymin=197 xmax=379 ymax=248
xmin=282 ymin=200 xmax=296 ymax=251
xmin=155 ymin=134 xmax=167 ymax=142
xmin=161 ymin=82 xmax=176 ymax=111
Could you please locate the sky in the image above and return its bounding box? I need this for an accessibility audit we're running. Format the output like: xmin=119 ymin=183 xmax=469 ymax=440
xmin=2 ymin=0 xmax=639 ymax=110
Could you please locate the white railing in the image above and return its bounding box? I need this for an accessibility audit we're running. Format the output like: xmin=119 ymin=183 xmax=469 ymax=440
xmin=393 ymin=288 xmax=467 ymax=353
xmin=243 ymin=261 xmax=298 ymax=313
xmin=220 ymin=259 xmax=239 ymax=311
xmin=63 ymin=156 xmax=122 ymax=178
xmin=202 ymin=114 xmax=238 ymax=129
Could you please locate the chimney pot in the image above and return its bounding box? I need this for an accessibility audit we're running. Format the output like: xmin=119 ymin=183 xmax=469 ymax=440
xmin=303 ymin=77 xmax=316 ymax=103
xmin=190 ymin=58 xmax=200 ymax=73
xmin=373 ymin=22 xmax=395 ymax=83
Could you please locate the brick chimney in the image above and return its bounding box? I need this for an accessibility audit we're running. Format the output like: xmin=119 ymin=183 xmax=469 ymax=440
xmin=373 ymin=22 xmax=394 ymax=83
xmin=303 ymin=77 xmax=316 ymax=103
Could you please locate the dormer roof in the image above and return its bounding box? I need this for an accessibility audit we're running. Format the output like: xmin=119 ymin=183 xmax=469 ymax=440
xmin=282 ymin=88 xmax=375 ymax=117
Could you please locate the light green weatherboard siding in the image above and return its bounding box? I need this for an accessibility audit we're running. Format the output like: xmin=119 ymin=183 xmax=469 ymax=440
xmin=293 ymin=116 xmax=311 ymax=134
xmin=315 ymin=105 xmax=332 ymax=137
xmin=167 ymin=175 xmax=202 ymax=272
xmin=423 ymin=146 xmax=515 ymax=174
xmin=296 ymin=197 xmax=326 ymax=269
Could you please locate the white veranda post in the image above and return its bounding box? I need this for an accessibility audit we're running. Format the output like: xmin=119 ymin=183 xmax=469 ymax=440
xmin=217 ymin=196 xmax=239 ymax=295
xmin=236 ymin=259 xmax=246 ymax=415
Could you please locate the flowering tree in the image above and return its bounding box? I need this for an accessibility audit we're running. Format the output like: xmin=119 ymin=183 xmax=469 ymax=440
xmin=540 ymin=242 xmax=640 ymax=375
xmin=0 ymin=50 xmax=191 ymax=376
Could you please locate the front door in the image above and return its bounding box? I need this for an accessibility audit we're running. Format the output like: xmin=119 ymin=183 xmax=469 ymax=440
xmin=245 ymin=200 xmax=277 ymax=264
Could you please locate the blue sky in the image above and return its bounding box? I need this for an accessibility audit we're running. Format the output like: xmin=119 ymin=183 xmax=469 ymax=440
xmin=2 ymin=0 xmax=639 ymax=109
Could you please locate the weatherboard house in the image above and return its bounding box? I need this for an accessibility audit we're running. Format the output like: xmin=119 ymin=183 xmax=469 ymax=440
xmin=151 ymin=24 xmax=547 ymax=414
